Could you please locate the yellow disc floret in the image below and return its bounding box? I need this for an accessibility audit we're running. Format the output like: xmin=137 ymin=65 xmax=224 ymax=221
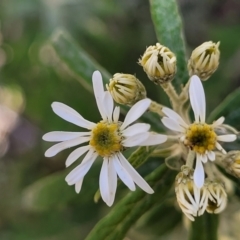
xmin=185 ymin=123 xmax=217 ymax=154
xmin=90 ymin=122 xmax=123 ymax=157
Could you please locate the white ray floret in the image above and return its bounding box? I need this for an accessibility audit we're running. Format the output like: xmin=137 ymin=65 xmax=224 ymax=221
xmin=161 ymin=75 xmax=237 ymax=188
xmin=43 ymin=70 xmax=167 ymax=206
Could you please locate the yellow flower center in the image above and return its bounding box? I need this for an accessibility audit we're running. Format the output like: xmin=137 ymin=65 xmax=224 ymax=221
xmin=185 ymin=123 xmax=217 ymax=154
xmin=89 ymin=122 xmax=123 ymax=157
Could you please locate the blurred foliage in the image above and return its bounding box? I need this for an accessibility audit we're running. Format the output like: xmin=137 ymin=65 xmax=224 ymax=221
xmin=0 ymin=0 xmax=239 ymax=239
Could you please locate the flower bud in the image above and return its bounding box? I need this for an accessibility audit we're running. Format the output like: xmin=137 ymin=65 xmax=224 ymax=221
xmin=188 ymin=41 xmax=220 ymax=80
xmin=223 ymin=151 xmax=240 ymax=178
xmin=205 ymin=180 xmax=227 ymax=214
xmin=175 ymin=165 xmax=208 ymax=221
xmin=106 ymin=73 xmax=146 ymax=106
xmin=138 ymin=43 xmax=177 ymax=85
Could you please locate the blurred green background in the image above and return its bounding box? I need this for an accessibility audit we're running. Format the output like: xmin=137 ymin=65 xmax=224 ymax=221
xmin=0 ymin=0 xmax=240 ymax=239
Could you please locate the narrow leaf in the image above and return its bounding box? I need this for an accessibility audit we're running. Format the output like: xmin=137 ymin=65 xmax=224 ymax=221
xmin=150 ymin=0 xmax=188 ymax=89
xmin=207 ymin=87 xmax=240 ymax=129
xmin=87 ymin=164 xmax=175 ymax=240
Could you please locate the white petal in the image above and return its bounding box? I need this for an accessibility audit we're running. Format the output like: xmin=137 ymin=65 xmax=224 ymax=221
xmin=118 ymin=153 xmax=153 ymax=194
xmin=201 ymin=154 xmax=208 ymax=163
xmin=138 ymin=133 xmax=167 ymax=146
xmin=122 ymin=123 xmax=150 ymax=137
xmin=161 ymin=117 xmax=186 ymax=132
xmin=212 ymin=116 xmax=225 ymax=127
xmin=215 ymin=142 xmax=226 ymax=154
xmin=113 ymin=155 xmax=136 ymax=191
xmin=194 ymin=155 xmax=205 ymax=188
xmin=75 ymin=178 xmax=84 ymax=193
xmin=43 ymin=131 xmax=90 ymax=142
xmin=52 ymin=102 xmax=95 ymax=129
xmin=113 ymin=106 xmax=120 ymax=123
xmin=207 ymin=151 xmax=215 ymax=161
xmin=100 ymin=159 xmax=110 ymax=205
xmin=65 ymin=150 xmax=97 ymax=185
xmin=65 ymin=145 xmax=91 ymax=167
xmin=103 ymin=91 xmax=114 ymax=122
xmin=107 ymin=158 xmax=117 ymax=206
xmin=120 ymin=98 xmax=151 ymax=130
xmin=189 ymin=75 xmax=206 ymax=123
xmin=122 ymin=132 xmax=149 ymax=147
xmin=217 ymin=134 xmax=237 ymax=142
xmin=162 ymin=107 xmax=188 ymax=128
xmin=44 ymin=136 xmax=90 ymax=157
xmin=92 ymin=71 xmax=107 ymax=120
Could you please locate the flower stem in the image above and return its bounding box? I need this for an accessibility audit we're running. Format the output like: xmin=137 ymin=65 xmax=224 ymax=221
xmin=149 ymin=100 xmax=165 ymax=117
xmin=186 ymin=150 xmax=195 ymax=168
xmin=161 ymin=82 xmax=179 ymax=111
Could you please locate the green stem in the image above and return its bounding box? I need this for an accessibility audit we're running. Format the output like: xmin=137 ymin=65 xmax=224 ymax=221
xmin=189 ymin=213 xmax=219 ymax=240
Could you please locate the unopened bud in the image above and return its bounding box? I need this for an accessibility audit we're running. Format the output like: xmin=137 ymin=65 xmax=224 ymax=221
xmin=138 ymin=43 xmax=177 ymax=85
xmin=205 ymin=180 xmax=227 ymax=214
xmin=106 ymin=73 xmax=146 ymax=106
xmin=175 ymin=166 xmax=208 ymax=221
xmin=188 ymin=41 xmax=220 ymax=80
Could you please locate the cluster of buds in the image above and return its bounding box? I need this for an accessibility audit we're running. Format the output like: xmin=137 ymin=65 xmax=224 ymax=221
xmin=106 ymin=73 xmax=146 ymax=106
xmin=188 ymin=41 xmax=220 ymax=81
xmin=107 ymin=41 xmax=221 ymax=107
xmin=138 ymin=43 xmax=177 ymax=85
xmin=175 ymin=166 xmax=227 ymax=221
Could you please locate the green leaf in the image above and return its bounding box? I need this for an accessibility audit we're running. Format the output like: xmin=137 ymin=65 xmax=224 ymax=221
xmin=50 ymin=29 xmax=111 ymax=92
xmin=150 ymin=0 xmax=188 ymax=90
xmin=136 ymin=201 xmax=181 ymax=236
xmin=189 ymin=213 xmax=219 ymax=240
xmin=207 ymin=87 xmax=240 ymax=129
xmin=86 ymin=164 xmax=175 ymax=240
xmin=22 ymin=170 xmax=75 ymax=211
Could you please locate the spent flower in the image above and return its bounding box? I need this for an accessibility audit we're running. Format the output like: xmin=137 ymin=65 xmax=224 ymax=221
xmin=43 ymin=71 xmax=167 ymax=206
xmin=138 ymin=43 xmax=176 ymax=84
xmin=161 ymin=75 xmax=236 ymax=188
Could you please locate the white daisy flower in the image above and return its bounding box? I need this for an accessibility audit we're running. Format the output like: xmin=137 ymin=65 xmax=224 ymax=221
xmin=43 ymin=70 xmax=167 ymax=206
xmin=161 ymin=75 xmax=237 ymax=188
